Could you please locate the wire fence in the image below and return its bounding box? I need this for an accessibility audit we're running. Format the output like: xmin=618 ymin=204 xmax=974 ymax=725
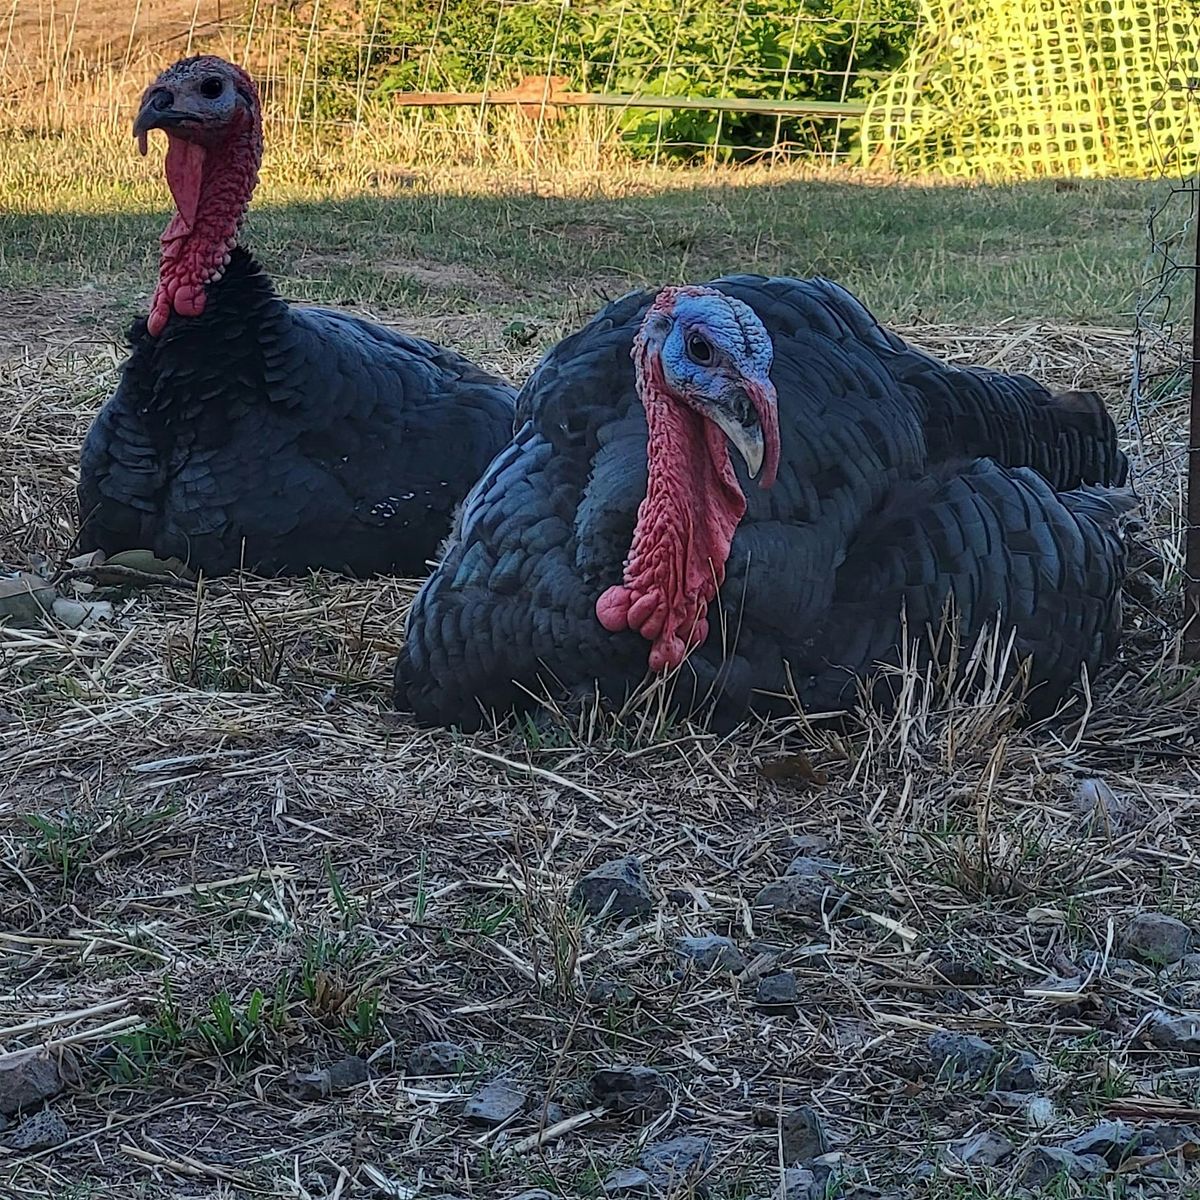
xmin=1124 ymin=0 xmax=1200 ymax=653
xmin=4 ymin=0 xmax=1199 ymax=174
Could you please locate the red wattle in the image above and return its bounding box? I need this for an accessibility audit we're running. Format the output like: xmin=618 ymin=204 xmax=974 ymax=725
xmin=148 ymin=104 xmax=261 ymax=335
xmin=596 ymin=353 xmax=746 ymax=674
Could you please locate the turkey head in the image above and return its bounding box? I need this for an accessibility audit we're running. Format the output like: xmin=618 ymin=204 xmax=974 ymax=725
xmin=596 ymin=286 xmax=781 ymax=672
xmin=134 ymin=55 xmax=264 ymax=335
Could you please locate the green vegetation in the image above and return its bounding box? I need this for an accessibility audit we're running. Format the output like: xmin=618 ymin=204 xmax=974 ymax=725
xmin=310 ymin=0 xmax=917 ymax=158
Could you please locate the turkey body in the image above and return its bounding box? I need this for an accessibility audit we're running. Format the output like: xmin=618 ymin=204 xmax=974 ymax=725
xmin=78 ymin=247 xmax=517 ymax=577
xmin=394 ymin=275 xmax=1130 ymax=729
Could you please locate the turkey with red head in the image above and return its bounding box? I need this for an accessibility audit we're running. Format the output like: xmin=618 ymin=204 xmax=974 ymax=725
xmin=78 ymin=55 xmax=516 ymax=577
xmin=393 ymin=276 xmax=1131 ymax=729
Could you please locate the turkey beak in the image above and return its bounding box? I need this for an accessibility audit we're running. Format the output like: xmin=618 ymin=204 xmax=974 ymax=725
xmin=134 ymin=88 xmax=201 ymax=155
xmin=713 ymin=376 xmax=779 ymax=487
xmin=715 ymin=412 xmax=765 ymax=480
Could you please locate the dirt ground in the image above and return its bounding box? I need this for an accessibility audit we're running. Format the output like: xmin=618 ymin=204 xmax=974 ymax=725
xmin=3 ymin=271 xmax=1200 ymax=1199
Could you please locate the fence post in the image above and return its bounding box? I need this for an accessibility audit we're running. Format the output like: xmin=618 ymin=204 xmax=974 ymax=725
xmin=1188 ymin=175 xmax=1200 ymax=660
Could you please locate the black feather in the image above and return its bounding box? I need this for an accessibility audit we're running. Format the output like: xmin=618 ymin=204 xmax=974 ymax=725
xmin=393 ymin=275 xmax=1128 ymax=728
xmin=78 ymin=247 xmax=517 ymax=577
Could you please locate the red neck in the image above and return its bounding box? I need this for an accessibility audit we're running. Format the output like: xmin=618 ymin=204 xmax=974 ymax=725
xmin=595 ymin=344 xmax=746 ymax=671
xmin=147 ymin=110 xmax=262 ymax=335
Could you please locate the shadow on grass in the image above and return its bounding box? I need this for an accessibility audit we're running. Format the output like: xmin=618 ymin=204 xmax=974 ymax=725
xmin=0 ymin=173 xmax=1160 ymax=350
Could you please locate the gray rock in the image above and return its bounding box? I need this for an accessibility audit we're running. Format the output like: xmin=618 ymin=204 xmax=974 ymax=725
xmin=289 ymin=1055 xmax=369 ymax=1099
xmin=573 ymin=857 xmax=653 ymax=919
xmin=1 ymin=1107 xmax=69 ymax=1151
xmin=1139 ymin=1122 xmax=1200 ymax=1153
xmin=676 ymin=935 xmax=747 ymax=974
xmin=777 ymin=1106 xmax=828 ymax=1163
xmin=756 ymin=971 xmax=800 ymax=1011
xmin=407 ymin=1041 xmax=468 ymax=1077
xmin=754 ymin=875 xmax=843 ymax=917
xmin=590 ymin=1065 xmax=670 ymax=1117
xmin=1062 ymin=1120 xmax=1140 ymax=1165
xmin=1019 ymin=1147 xmax=1107 ymax=1186
xmin=0 ymin=1048 xmax=76 ymax=1116
xmin=785 ymin=834 xmax=830 ymax=855
xmin=1073 ymin=777 xmax=1140 ymax=834
xmin=639 ymin=1134 xmax=713 ymax=1186
xmin=769 ymin=1167 xmax=823 ymax=1200
xmin=1124 ymin=913 xmax=1192 ymax=966
xmin=785 ymin=855 xmax=850 ymax=879
xmin=1166 ymin=953 xmax=1200 ymax=981
xmin=513 ymin=1193 xmax=555 ymax=1200
xmin=948 ymin=1130 xmax=1014 ymax=1166
xmin=926 ymin=1031 xmax=999 ymax=1080
xmin=588 ymin=978 xmax=636 ymax=1006
xmin=1146 ymin=1010 xmax=1200 ymax=1052
xmin=996 ymin=1050 xmax=1041 ymax=1092
xmin=463 ymin=1081 xmax=527 ymax=1125
xmin=603 ymin=1167 xmax=653 ymax=1194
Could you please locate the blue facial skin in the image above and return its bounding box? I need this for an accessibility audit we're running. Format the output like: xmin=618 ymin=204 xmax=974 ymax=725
xmin=650 ymin=289 xmax=776 ymax=480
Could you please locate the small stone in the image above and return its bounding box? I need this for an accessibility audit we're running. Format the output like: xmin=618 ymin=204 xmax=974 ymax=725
xmin=948 ymin=1130 xmax=1015 ymax=1166
xmin=288 ymin=1055 xmax=369 ymax=1099
xmin=675 ymin=935 xmax=747 ymax=974
xmin=0 ymin=1048 xmax=76 ymax=1116
xmin=590 ymin=1066 xmax=670 ymax=1117
xmin=785 ymin=834 xmax=830 ymax=854
xmin=639 ymin=1134 xmax=713 ymax=1186
xmin=1123 ymin=913 xmax=1192 ymax=966
xmin=407 ymin=1041 xmax=468 ymax=1077
xmin=1019 ymin=1147 xmax=1107 ymax=1186
xmin=785 ymin=855 xmax=850 ymax=879
xmin=51 ymin=597 xmax=112 ymax=629
xmin=463 ymin=1081 xmax=527 ymax=1125
xmin=1166 ymin=953 xmax=1200 ymax=981
xmin=752 ymin=1105 xmax=827 ymax=1163
xmin=1 ymin=1107 xmax=69 ymax=1151
xmin=1063 ymin=1120 xmax=1140 ymax=1165
xmin=926 ymin=1031 xmax=1000 ymax=1080
xmin=756 ymin=971 xmax=800 ymax=1011
xmin=931 ymin=955 xmax=988 ymax=986
xmin=588 ymin=978 xmax=636 ymax=1006
xmin=754 ymin=875 xmax=841 ymax=917
xmin=572 ymin=857 xmax=653 ymax=919
xmin=996 ymin=1050 xmax=1041 ymax=1092
xmin=1026 ymin=1097 xmax=1059 ymax=1130
xmin=514 ymin=1192 xmax=555 ymax=1200
xmin=1146 ymin=1010 xmax=1200 ymax=1053
xmin=1140 ymin=1122 xmax=1200 ymax=1153
xmin=770 ymin=1167 xmax=822 ymax=1200
xmin=603 ymin=1167 xmax=653 ymax=1194
xmin=1073 ymin=777 xmax=1139 ymax=834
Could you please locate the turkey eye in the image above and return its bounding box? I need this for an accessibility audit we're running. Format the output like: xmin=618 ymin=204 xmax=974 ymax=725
xmin=200 ymin=77 xmax=224 ymax=99
xmin=686 ymin=334 xmax=713 ymax=365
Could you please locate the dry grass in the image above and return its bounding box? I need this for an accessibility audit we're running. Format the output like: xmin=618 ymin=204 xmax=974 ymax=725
xmin=2 ymin=9 xmax=1200 ymax=1194
xmin=3 ymin=301 xmax=1200 ymax=1199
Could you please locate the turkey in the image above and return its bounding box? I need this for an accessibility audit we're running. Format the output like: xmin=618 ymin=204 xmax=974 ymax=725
xmin=393 ymin=276 xmax=1132 ymax=731
xmin=78 ymin=55 xmax=516 ymax=578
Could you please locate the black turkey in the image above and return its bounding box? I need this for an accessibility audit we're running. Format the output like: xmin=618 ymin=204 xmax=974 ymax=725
xmin=393 ymin=276 xmax=1131 ymax=731
xmin=78 ymin=55 xmax=516 ymax=578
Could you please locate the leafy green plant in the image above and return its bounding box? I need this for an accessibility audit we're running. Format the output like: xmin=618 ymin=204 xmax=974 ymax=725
xmin=301 ymin=0 xmax=918 ymax=159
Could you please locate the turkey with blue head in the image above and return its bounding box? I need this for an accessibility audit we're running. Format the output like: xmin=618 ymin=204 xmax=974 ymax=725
xmin=393 ymin=272 xmax=1132 ymax=731
xmin=77 ymin=55 xmax=517 ymax=578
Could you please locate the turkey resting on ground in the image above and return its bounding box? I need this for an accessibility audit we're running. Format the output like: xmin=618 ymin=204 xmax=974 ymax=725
xmin=77 ymin=55 xmax=516 ymax=578
xmin=393 ymin=275 xmax=1132 ymax=730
